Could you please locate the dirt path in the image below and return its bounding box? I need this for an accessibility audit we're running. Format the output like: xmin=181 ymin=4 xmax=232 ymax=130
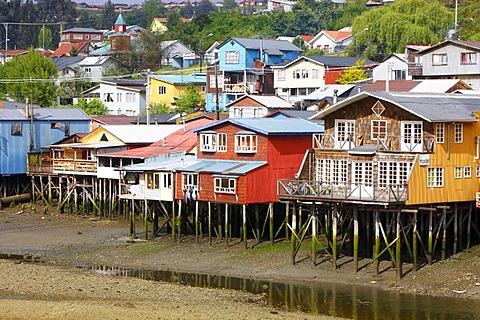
xmin=1 ymin=204 xmax=480 ymax=319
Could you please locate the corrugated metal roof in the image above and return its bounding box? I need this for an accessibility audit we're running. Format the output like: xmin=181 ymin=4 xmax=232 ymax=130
xmin=307 ymin=56 xmax=375 ymax=67
xmin=226 ymin=95 xmax=293 ymax=109
xmin=79 ymin=56 xmax=112 ymax=66
xmin=311 ymin=91 xmax=480 ymax=122
xmin=193 ymin=118 xmax=324 ymax=135
xmin=150 ymin=74 xmax=206 ymax=85
xmin=52 ymin=56 xmax=85 ymax=70
xmin=409 ymin=79 xmax=471 ymax=93
xmin=102 ymin=124 xmax=182 ymax=144
xmin=0 ymin=107 xmax=90 ymax=121
xmin=180 ymin=159 xmax=267 ymax=175
xmin=301 ymin=84 xmax=355 ymax=102
xmin=120 ymin=155 xmax=199 ymax=172
xmin=228 ymin=38 xmax=302 ymax=52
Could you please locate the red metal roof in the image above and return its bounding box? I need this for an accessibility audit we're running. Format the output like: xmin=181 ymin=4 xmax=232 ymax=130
xmin=323 ymin=30 xmax=352 ymax=42
xmin=52 ymin=42 xmax=90 ymax=57
xmin=104 ymin=118 xmax=216 ymax=159
xmin=364 ymin=80 xmax=420 ymax=92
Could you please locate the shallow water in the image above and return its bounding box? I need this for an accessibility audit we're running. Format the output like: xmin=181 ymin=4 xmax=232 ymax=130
xmin=87 ymin=264 xmax=480 ymax=319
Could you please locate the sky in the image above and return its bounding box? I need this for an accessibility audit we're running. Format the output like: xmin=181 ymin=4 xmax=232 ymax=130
xmin=74 ymin=0 xmax=143 ymax=5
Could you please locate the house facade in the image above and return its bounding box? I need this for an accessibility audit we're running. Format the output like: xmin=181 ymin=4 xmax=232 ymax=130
xmin=372 ymin=54 xmax=411 ymax=82
xmin=99 ymin=79 xmax=146 ymax=116
xmin=78 ymin=56 xmax=120 ymax=82
xmin=309 ymin=29 xmax=352 ymax=53
xmin=413 ymin=40 xmax=480 ymax=90
xmin=205 ymin=37 xmax=302 ymax=112
xmin=227 ymin=95 xmax=293 ymax=118
xmin=60 ymin=27 xmax=104 ymax=45
xmin=150 ymin=74 xmax=206 ymax=107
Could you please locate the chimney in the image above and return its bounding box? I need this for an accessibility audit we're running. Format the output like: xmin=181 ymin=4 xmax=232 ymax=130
xmin=333 ymin=89 xmax=338 ymax=104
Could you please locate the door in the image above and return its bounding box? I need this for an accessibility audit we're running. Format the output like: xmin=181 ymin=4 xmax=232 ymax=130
xmin=401 ymin=121 xmax=423 ymax=152
xmin=351 ymin=161 xmax=374 ymax=200
xmin=335 ymin=120 xmax=355 ymax=149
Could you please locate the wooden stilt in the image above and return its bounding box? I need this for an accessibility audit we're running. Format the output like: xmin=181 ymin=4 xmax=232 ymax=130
xmin=172 ymin=199 xmax=176 ymax=240
xmin=467 ymin=203 xmax=472 ymax=249
xmin=269 ymin=202 xmax=274 ymax=245
xmin=441 ymin=206 xmax=447 ymax=261
xmin=413 ymin=211 xmax=417 ymax=272
xmin=396 ymin=210 xmax=402 ymax=280
xmin=285 ymin=202 xmax=290 ymax=241
xmin=332 ymin=205 xmax=338 ymax=270
xmin=290 ymin=203 xmax=296 ymax=265
xmin=311 ymin=208 xmax=317 ymax=265
xmin=129 ymin=197 xmax=135 ymax=237
xmin=428 ymin=210 xmax=433 ymax=265
xmin=144 ymin=199 xmax=148 ymax=240
xmin=454 ymin=203 xmax=458 ymax=255
xmin=47 ymin=175 xmax=52 ymax=205
xmin=243 ymin=204 xmax=247 ymax=249
xmin=225 ymin=203 xmax=229 ymax=247
xmin=208 ymin=202 xmax=212 ymax=246
xmin=374 ymin=210 xmax=380 ymax=275
xmin=255 ymin=205 xmax=260 ymax=243
xmin=178 ymin=199 xmax=182 ymax=243
xmin=195 ymin=201 xmax=199 ymax=243
xmin=353 ymin=206 xmax=358 ymax=273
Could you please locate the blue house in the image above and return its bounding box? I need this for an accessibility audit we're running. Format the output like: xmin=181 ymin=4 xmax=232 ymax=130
xmin=205 ymin=38 xmax=302 ymax=112
xmin=0 ymin=106 xmax=91 ymax=176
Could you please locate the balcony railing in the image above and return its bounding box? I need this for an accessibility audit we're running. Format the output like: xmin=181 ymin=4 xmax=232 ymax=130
xmin=408 ymin=62 xmax=423 ymax=77
xmin=52 ymin=159 xmax=97 ymax=175
xmin=278 ymin=179 xmax=408 ymax=203
xmin=223 ymin=83 xmax=253 ymax=93
xmin=27 ymin=153 xmax=53 ymax=175
xmin=312 ymin=134 xmax=434 ymax=153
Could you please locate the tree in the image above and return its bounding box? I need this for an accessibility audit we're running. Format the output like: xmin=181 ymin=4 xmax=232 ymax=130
xmin=1 ymin=50 xmax=58 ymax=107
xmin=303 ymin=48 xmax=324 ymax=56
xmin=137 ymin=0 xmax=166 ymax=28
xmin=102 ymin=0 xmax=117 ymax=30
xmin=75 ymin=98 xmax=108 ymax=116
xmin=37 ymin=26 xmax=53 ymax=50
xmin=350 ymin=0 xmax=453 ymax=61
xmin=336 ymin=59 xmax=367 ymax=84
xmin=175 ymin=84 xmax=204 ymax=113
xmin=144 ymin=102 xmax=172 ymax=115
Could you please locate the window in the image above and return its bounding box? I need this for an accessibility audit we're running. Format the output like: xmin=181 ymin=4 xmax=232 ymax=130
xmin=200 ymin=132 xmax=217 ymax=152
xmin=91 ymin=35 xmax=101 ymax=40
xmin=147 ymin=173 xmax=161 ymax=189
xmin=182 ymin=173 xmax=198 ymax=191
xmin=378 ymin=162 xmax=413 ymax=188
xmin=225 ymin=51 xmax=239 ymax=64
xmin=371 ymin=120 xmax=387 ymax=140
xmin=477 ymin=165 xmax=480 ymax=178
xmin=461 ymin=52 xmax=476 ymax=65
xmin=214 ymin=176 xmax=236 ymax=194
xmin=427 ymin=167 xmax=444 ymax=188
xmin=209 ymin=74 xmax=223 ymax=88
xmin=293 ymin=69 xmax=301 ymax=79
xmin=163 ymin=173 xmax=172 ymax=189
xmin=126 ymin=93 xmax=135 ymax=103
xmin=65 ymin=35 xmax=70 ymax=40
xmin=73 ymin=34 xmax=83 ymax=40
xmin=158 ymin=86 xmax=167 ymax=95
xmin=435 ymin=123 xmax=445 ymax=144
xmin=235 ymin=133 xmax=257 ymax=153
xmin=393 ymin=70 xmax=406 ymax=80
xmin=312 ymin=69 xmax=320 ymax=79
xmin=65 ymin=122 xmax=70 ymax=136
xmin=335 ymin=119 xmax=355 ymax=149
xmin=454 ymin=166 xmax=463 ymax=179
xmin=275 ymin=69 xmax=284 ymax=81
xmin=116 ymin=93 xmax=122 ymax=102
xmin=201 ymin=86 xmax=206 ymax=93
xmin=85 ymin=35 xmax=90 ymax=40
xmin=301 ymin=69 xmax=309 ymax=78
xmin=432 ymin=54 xmax=447 ymax=66
xmin=464 ymin=166 xmax=472 ymax=178
xmin=316 ymin=159 xmax=348 ymax=186
xmin=11 ymin=122 xmax=22 ymax=135
xmin=454 ymin=123 xmax=463 ymax=143
xmin=84 ymin=67 xmax=91 ymax=73
xmin=217 ymin=133 xmax=227 ymax=152
xmin=104 ymin=93 xmax=113 ymax=102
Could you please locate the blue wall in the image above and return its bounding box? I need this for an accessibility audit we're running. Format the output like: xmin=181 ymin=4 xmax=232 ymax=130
xmin=0 ymin=120 xmax=90 ymax=174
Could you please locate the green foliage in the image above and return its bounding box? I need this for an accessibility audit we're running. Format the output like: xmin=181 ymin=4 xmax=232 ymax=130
xmin=336 ymin=59 xmax=367 ymax=84
xmin=1 ymin=50 xmax=58 ymax=108
xmin=102 ymin=0 xmax=117 ymax=29
xmin=350 ymin=0 xmax=453 ymax=61
xmin=74 ymin=98 xmax=108 ymax=116
xmin=303 ymin=48 xmax=325 ymax=56
xmin=37 ymin=26 xmax=53 ymax=50
xmin=175 ymin=84 xmax=204 ymax=113
xmin=143 ymin=102 xmax=172 ymax=115
xmin=333 ymin=0 xmax=367 ymax=30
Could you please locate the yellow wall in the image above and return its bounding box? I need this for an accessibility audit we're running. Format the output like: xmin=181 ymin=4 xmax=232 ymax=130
xmin=150 ymin=78 xmax=206 ymax=106
xmin=150 ymin=20 xmax=167 ymax=34
xmin=407 ymin=121 xmax=480 ymax=205
xmin=80 ymin=127 xmax=124 ymax=144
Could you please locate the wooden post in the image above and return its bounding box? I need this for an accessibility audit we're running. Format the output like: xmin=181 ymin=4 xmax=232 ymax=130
xmin=290 ymin=204 xmax=296 ymax=265
xmin=178 ymin=199 xmax=182 ymax=243
xmin=144 ymin=199 xmax=148 ymax=240
xmin=413 ymin=211 xmax=417 ymax=272
xmin=428 ymin=210 xmax=433 ymax=265
xmin=285 ymin=202 xmax=290 ymax=241
xmin=353 ymin=206 xmax=359 ymax=273
xmin=332 ymin=205 xmax=338 ymax=270
xmin=47 ymin=175 xmax=52 ymax=205
xmin=225 ymin=203 xmax=229 ymax=247
xmin=396 ymin=210 xmax=402 ymax=280
xmin=441 ymin=206 xmax=447 ymax=261
xmin=195 ymin=201 xmax=199 ymax=243
xmin=374 ymin=210 xmax=380 ymax=275
xmin=255 ymin=205 xmax=260 ymax=243
xmin=172 ymin=199 xmax=176 ymax=240
xmin=269 ymin=202 xmax=274 ymax=245
xmin=208 ymin=202 xmax=212 ymax=246
xmin=467 ymin=203 xmax=472 ymax=249
xmin=454 ymin=203 xmax=458 ymax=255
xmin=243 ymin=204 xmax=247 ymax=250
xmin=311 ymin=209 xmax=317 ymax=265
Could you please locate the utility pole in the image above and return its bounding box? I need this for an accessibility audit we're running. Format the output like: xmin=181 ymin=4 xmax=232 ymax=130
xmin=214 ymin=52 xmax=219 ymax=120
xmin=146 ymin=69 xmax=151 ymax=125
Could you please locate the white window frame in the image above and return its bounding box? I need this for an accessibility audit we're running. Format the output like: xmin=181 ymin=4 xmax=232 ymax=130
xmin=435 ymin=123 xmax=444 ymax=144
xmin=312 ymin=69 xmax=320 ymax=79
xmin=217 ymin=133 xmax=227 ymax=152
xmin=214 ymin=176 xmax=236 ymax=194
xmin=158 ymin=86 xmax=167 ymax=95
xmin=182 ymin=173 xmax=198 ymax=192
xmin=277 ymin=69 xmax=285 ymax=81
xmin=432 ymin=54 xmax=447 ymax=66
xmin=225 ymin=51 xmax=239 ymax=64
xmin=476 ymin=165 xmax=480 ymax=178
xmin=454 ymin=123 xmax=463 ymax=143
xmin=371 ymin=120 xmax=387 ymax=140
xmin=334 ymin=119 xmax=355 ymax=150
xmin=427 ymin=167 xmax=444 ymax=188
xmin=461 ymin=52 xmax=476 ymax=65
xmin=464 ymin=166 xmax=472 ymax=178
xmin=454 ymin=166 xmax=463 ymax=179
xmin=235 ymin=133 xmax=257 ymax=153
xmin=200 ymin=132 xmax=217 ymax=152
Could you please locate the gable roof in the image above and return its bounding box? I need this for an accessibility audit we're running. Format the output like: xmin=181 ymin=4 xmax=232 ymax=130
xmin=0 ymin=107 xmax=90 ymax=121
xmin=52 ymin=56 xmax=85 ymax=70
xmin=52 ymin=42 xmax=92 ymax=58
xmin=310 ymin=91 xmax=480 ymax=123
xmin=220 ymin=38 xmax=302 ymax=53
xmin=193 ymin=118 xmax=323 ymax=135
xmin=226 ymin=95 xmax=293 ymax=109
xmin=92 ymin=115 xmax=138 ymax=126
xmin=365 ymin=79 xmax=472 ymax=93
xmin=79 ymin=56 xmax=115 ymax=66
xmin=417 ymin=40 xmax=480 ymax=55
xmin=322 ymin=30 xmax=352 ymax=42
xmin=179 ymin=159 xmax=267 ymax=175
xmin=151 ymin=74 xmax=206 ymax=85
xmin=94 ymin=125 xmax=182 ymax=144
xmin=305 ymin=56 xmax=375 ymax=68
xmin=62 ymin=27 xmax=103 ymax=34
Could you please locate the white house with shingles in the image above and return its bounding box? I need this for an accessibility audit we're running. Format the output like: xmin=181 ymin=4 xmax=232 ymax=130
xmin=99 ymin=79 xmax=146 ymax=116
xmin=372 ymin=54 xmax=412 ymax=82
xmin=79 ymin=56 xmax=121 ymax=82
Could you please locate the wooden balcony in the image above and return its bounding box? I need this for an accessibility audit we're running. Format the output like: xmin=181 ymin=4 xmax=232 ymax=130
xmin=312 ymin=134 xmax=434 ymax=153
xmin=27 ymin=152 xmax=53 ymax=175
xmin=408 ymin=62 xmax=423 ymax=77
xmin=52 ymin=159 xmax=97 ymax=175
xmin=278 ymin=179 xmax=408 ymax=204
xmin=223 ymin=83 xmax=252 ymax=93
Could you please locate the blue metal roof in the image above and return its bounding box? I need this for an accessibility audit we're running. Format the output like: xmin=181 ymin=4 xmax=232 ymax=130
xmin=179 ymin=160 xmax=267 ymax=175
xmin=151 ymin=74 xmax=206 ymax=85
xmin=120 ymin=155 xmax=199 ymax=172
xmin=193 ymin=118 xmax=324 ymax=135
xmin=0 ymin=108 xmax=90 ymax=121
